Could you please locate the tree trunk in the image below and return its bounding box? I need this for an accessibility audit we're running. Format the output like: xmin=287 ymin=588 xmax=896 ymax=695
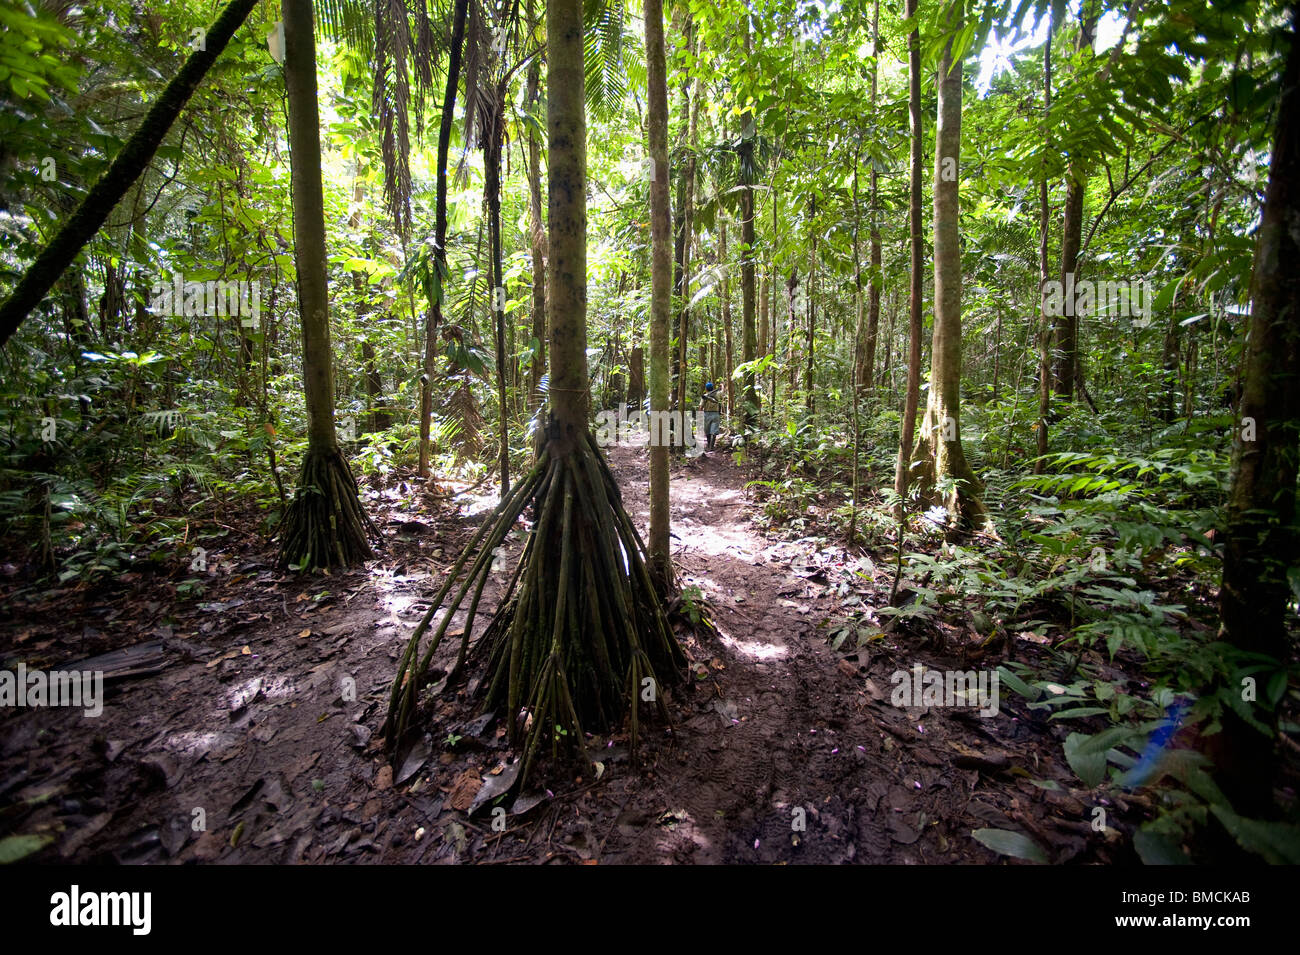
xmin=278 ymin=0 xmax=373 ymax=571
xmin=486 ymin=78 xmax=510 ymax=494
xmin=1034 ymin=27 xmax=1053 ymax=473
xmin=860 ymin=0 xmax=882 ymax=396
xmin=912 ymin=25 xmax=991 ymax=531
xmin=721 ymin=219 xmax=734 ymax=417
xmin=0 ymin=0 xmax=259 ymax=346
xmin=804 ymin=194 xmax=816 ymax=412
xmin=646 ymin=0 xmax=673 ymax=585
xmin=740 ymin=16 xmax=758 ymax=428
xmin=419 ymin=0 xmax=470 ymax=476
xmin=672 ymin=19 xmax=699 ymax=412
xmin=526 ymin=0 xmax=547 ymax=447
xmin=893 ymin=0 xmax=925 ymax=511
xmin=1052 ymin=10 xmax=1096 ymax=400
xmin=546 ymin=0 xmax=588 ymax=442
xmin=387 ymin=0 xmax=686 ymax=785
xmin=1214 ymin=8 xmax=1300 ymax=817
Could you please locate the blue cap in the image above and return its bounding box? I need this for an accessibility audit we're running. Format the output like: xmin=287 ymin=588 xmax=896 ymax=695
xmin=705 ymin=382 xmax=715 ymax=391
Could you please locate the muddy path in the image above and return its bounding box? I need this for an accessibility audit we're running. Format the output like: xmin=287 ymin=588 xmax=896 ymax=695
xmin=1 ymin=445 xmax=1124 ymax=865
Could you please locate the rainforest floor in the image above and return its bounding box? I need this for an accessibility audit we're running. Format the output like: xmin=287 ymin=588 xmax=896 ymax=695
xmin=1 ymin=444 xmax=1147 ymax=864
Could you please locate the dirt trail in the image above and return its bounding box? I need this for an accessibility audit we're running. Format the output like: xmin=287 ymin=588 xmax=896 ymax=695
xmin=1 ymin=444 xmax=1112 ymax=865
xmin=595 ymin=445 xmax=973 ymax=863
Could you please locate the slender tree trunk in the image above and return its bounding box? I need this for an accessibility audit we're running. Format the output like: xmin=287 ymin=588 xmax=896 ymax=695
xmin=486 ymin=78 xmax=510 ymax=494
xmin=804 ymin=195 xmax=816 ymax=412
xmin=1052 ymin=9 xmax=1096 ymax=400
xmin=1035 ymin=27 xmax=1053 ymax=473
xmin=894 ymin=0 xmax=925 ymax=511
xmin=673 ymin=19 xmax=699 ymax=412
xmin=720 ymin=219 xmax=734 ymax=417
xmin=420 ymin=0 xmax=470 ymax=476
xmin=1214 ymin=7 xmax=1300 ymax=817
xmin=860 ymin=0 xmax=882 ymax=396
xmin=913 ymin=23 xmax=990 ymax=530
xmin=646 ymin=0 xmax=673 ymax=584
xmin=0 ymin=0 xmax=259 ymax=346
xmin=740 ymin=16 xmax=758 ymax=428
xmin=278 ymin=0 xmax=373 ymax=570
xmin=526 ymin=0 xmax=547 ymax=447
xmin=547 ymin=0 xmax=588 ymax=441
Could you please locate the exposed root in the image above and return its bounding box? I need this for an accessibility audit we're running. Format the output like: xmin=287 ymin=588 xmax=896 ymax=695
xmin=384 ymin=432 xmax=687 ymax=786
xmin=277 ymin=444 xmax=377 ymax=571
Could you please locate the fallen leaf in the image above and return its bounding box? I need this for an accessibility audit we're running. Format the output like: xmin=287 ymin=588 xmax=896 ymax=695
xmin=447 ymin=769 xmax=482 ymax=812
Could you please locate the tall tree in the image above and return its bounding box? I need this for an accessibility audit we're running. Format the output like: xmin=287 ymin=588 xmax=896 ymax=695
xmin=893 ymin=0 xmax=925 ymax=511
xmin=912 ymin=3 xmax=991 ymax=530
xmin=386 ymin=0 xmax=685 ymax=786
xmin=1034 ymin=26 xmax=1053 ymax=472
xmin=1214 ymin=6 xmax=1300 ymax=816
xmin=646 ymin=0 xmax=673 ymax=586
xmin=804 ymin=194 xmax=817 ymax=412
xmin=418 ymin=0 xmax=470 ymax=477
xmin=484 ymin=70 xmax=510 ymax=494
xmin=860 ymin=0 xmax=882 ymax=396
xmin=739 ymin=12 xmax=758 ymax=429
xmin=672 ymin=14 xmax=700 ymax=412
xmin=1052 ymin=4 xmax=1097 ymax=400
xmin=277 ymin=0 xmax=374 ymax=570
xmin=525 ymin=0 xmax=547 ymax=444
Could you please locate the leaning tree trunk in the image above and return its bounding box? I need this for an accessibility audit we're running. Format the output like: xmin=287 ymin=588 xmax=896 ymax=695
xmin=419 ymin=0 xmax=470 ymax=477
xmin=912 ymin=21 xmax=991 ymax=531
xmin=1213 ymin=7 xmax=1300 ymax=817
xmin=277 ymin=0 xmax=375 ymax=571
xmin=385 ymin=0 xmax=686 ymax=788
xmin=0 ymin=0 xmax=259 ymax=346
xmin=646 ymin=0 xmax=674 ymax=587
xmin=893 ymin=0 xmax=925 ymax=512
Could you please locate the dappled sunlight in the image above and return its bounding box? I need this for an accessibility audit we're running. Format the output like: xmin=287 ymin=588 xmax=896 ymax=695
xmin=719 ymin=631 xmax=788 ymax=662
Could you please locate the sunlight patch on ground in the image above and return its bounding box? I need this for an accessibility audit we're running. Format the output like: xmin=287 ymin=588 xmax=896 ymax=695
xmin=674 ymin=521 xmax=759 ymax=559
xmin=458 ymin=490 xmax=501 ymax=518
xmin=161 ymin=730 xmax=226 ymax=759
xmin=719 ymin=631 xmax=788 ymax=661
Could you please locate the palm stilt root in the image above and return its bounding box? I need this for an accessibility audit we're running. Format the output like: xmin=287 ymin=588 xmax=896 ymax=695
xmin=384 ymin=432 xmax=687 ymax=785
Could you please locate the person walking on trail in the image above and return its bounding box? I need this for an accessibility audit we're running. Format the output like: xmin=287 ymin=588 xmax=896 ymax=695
xmin=699 ymin=382 xmax=722 ymax=452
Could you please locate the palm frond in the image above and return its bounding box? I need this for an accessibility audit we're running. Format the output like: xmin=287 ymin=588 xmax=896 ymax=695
xmin=583 ymin=0 xmax=626 ymax=119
